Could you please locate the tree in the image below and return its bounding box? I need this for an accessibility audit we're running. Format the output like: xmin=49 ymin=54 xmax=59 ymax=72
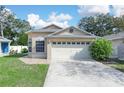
xmin=0 ymin=6 xmax=31 ymax=45
xmin=0 ymin=6 xmax=13 ymax=37
xmin=17 ymin=32 xmax=28 ymax=46
xmin=78 ymin=14 xmax=123 ymax=36
xmin=89 ymin=38 xmax=112 ymax=61
xmin=113 ymin=15 xmax=124 ymax=31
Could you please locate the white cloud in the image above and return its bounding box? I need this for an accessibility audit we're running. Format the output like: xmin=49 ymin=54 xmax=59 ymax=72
xmin=78 ymin=5 xmax=124 ymax=17
xmin=47 ymin=12 xmax=72 ymax=22
xmin=27 ymin=13 xmax=46 ymax=28
xmin=27 ymin=12 xmax=72 ymax=29
xmin=78 ymin=5 xmax=109 ymax=17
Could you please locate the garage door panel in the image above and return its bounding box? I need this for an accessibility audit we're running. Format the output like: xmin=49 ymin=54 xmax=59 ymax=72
xmin=51 ymin=45 xmax=90 ymax=60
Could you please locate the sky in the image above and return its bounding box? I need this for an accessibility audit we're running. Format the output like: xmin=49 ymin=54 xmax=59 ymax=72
xmin=4 ymin=5 xmax=124 ymax=28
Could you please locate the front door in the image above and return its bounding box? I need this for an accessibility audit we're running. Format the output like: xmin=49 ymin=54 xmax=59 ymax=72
xmin=1 ymin=42 xmax=9 ymax=53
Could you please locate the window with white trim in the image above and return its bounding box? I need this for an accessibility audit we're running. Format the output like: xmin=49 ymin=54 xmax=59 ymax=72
xmin=77 ymin=42 xmax=80 ymax=45
xmin=62 ymin=42 xmax=66 ymax=44
xmin=67 ymin=42 xmax=71 ymax=44
xmin=81 ymin=42 xmax=85 ymax=45
xmin=52 ymin=42 xmax=56 ymax=45
xmin=57 ymin=42 xmax=61 ymax=44
xmin=36 ymin=41 xmax=44 ymax=52
xmin=72 ymin=42 xmax=76 ymax=45
xmin=86 ymin=42 xmax=90 ymax=45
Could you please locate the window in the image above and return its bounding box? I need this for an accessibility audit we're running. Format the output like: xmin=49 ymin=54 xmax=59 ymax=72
xmin=57 ymin=42 xmax=61 ymax=44
xmin=28 ymin=39 xmax=32 ymax=52
xmin=62 ymin=42 xmax=66 ymax=44
xmin=67 ymin=42 xmax=71 ymax=44
xmin=81 ymin=42 xmax=85 ymax=45
xmin=72 ymin=42 xmax=75 ymax=45
xmin=36 ymin=41 xmax=44 ymax=52
xmin=77 ymin=42 xmax=80 ymax=45
xmin=86 ymin=42 xmax=90 ymax=45
xmin=52 ymin=42 xmax=56 ymax=45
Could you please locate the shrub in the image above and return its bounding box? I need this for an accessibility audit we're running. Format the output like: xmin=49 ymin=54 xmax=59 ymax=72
xmin=89 ymin=38 xmax=112 ymax=61
xmin=21 ymin=48 xmax=28 ymax=53
xmin=6 ymin=53 xmax=27 ymax=57
xmin=9 ymin=49 xmax=18 ymax=55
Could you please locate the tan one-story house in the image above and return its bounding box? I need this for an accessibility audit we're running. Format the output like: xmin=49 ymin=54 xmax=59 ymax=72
xmin=27 ymin=24 xmax=97 ymax=60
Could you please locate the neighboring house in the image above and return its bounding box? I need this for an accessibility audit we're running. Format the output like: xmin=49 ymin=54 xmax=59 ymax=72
xmin=0 ymin=36 xmax=11 ymax=56
xmin=104 ymin=32 xmax=124 ymax=59
xmin=27 ymin=24 xmax=97 ymax=60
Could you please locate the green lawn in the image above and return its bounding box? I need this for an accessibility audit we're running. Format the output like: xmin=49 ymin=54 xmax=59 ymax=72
xmin=0 ymin=57 xmax=49 ymax=87
xmin=107 ymin=59 xmax=124 ymax=72
xmin=109 ymin=64 xmax=124 ymax=72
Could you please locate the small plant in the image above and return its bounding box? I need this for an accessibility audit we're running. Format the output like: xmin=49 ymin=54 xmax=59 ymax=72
xmin=89 ymin=38 xmax=112 ymax=61
xmin=9 ymin=49 xmax=18 ymax=55
xmin=21 ymin=48 xmax=28 ymax=53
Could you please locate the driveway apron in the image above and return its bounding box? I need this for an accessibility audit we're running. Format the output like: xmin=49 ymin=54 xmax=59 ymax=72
xmin=44 ymin=60 xmax=124 ymax=87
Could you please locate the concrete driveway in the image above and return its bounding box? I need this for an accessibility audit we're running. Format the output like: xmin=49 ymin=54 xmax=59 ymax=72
xmin=44 ymin=59 xmax=124 ymax=87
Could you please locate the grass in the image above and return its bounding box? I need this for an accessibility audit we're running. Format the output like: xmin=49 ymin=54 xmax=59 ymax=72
xmin=109 ymin=64 xmax=124 ymax=72
xmin=106 ymin=59 xmax=124 ymax=72
xmin=0 ymin=57 xmax=49 ymax=87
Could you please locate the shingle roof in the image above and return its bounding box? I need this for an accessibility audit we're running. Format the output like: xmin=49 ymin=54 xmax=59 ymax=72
xmin=26 ymin=24 xmax=63 ymax=33
xmin=104 ymin=31 xmax=124 ymax=40
xmin=27 ymin=29 xmax=61 ymax=33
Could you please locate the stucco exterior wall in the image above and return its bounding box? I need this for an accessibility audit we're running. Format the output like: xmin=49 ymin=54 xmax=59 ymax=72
xmin=118 ymin=44 xmax=124 ymax=60
xmin=111 ymin=39 xmax=124 ymax=58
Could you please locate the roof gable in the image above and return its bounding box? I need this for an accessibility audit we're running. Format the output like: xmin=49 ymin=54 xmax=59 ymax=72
xmin=47 ymin=26 xmax=95 ymax=37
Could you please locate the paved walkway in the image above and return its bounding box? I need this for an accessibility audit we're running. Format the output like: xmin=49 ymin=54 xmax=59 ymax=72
xmin=44 ymin=60 xmax=124 ymax=87
xmin=19 ymin=57 xmax=49 ymax=64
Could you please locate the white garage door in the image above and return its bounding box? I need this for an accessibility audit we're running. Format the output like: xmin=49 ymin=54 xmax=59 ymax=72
xmin=51 ymin=41 xmax=91 ymax=60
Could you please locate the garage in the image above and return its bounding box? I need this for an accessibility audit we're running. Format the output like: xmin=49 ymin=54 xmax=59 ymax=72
xmin=51 ymin=41 xmax=91 ymax=60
